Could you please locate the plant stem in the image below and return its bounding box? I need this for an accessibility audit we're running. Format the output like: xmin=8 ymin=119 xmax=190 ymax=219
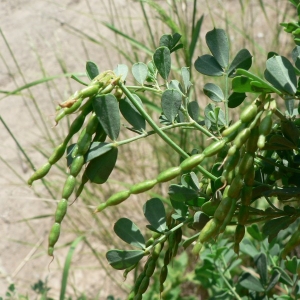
xmin=192 ymin=120 xmax=219 ymax=140
xmin=145 ymin=217 xmax=193 ymax=253
xmin=127 ymin=85 xmax=162 ymax=94
xmin=119 ymin=82 xmax=217 ymax=181
xmin=224 ymin=74 xmax=229 ymax=126
xmin=117 ymin=122 xmax=194 ymax=146
xmin=218 ymin=266 xmax=243 ymax=300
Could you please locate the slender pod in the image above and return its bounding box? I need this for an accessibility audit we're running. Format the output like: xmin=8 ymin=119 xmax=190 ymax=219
xmin=198 ymin=218 xmax=220 ymax=243
xmin=234 ymin=224 xmax=245 ymax=254
xmin=218 ymin=199 xmax=237 ymax=233
xmin=257 ymin=111 xmax=273 ymax=149
xmin=48 ymin=223 xmax=61 ymax=256
xmin=27 ymin=163 xmax=51 ymax=186
xmin=240 ymin=103 xmax=259 ymax=123
xmin=54 ymin=199 xmax=68 ymax=223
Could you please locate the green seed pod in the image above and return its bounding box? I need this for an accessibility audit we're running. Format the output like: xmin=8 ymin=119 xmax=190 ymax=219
xmin=48 ymin=143 xmax=66 ymax=165
xmin=152 ymin=243 xmax=162 ymax=260
xmin=55 ymin=199 xmax=68 ymax=223
xmin=76 ymin=132 xmax=93 ymax=156
xmin=233 ymin=128 xmax=251 ymax=148
xmin=85 ymin=113 xmax=99 ymax=135
xmin=75 ymin=174 xmax=89 ymax=199
xmin=63 ymin=98 xmax=83 ymax=115
xmin=179 ymin=154 xmax=205 ymax=171
xmin=95 ymin=190 xmax=131 ymax=212
xmin=218 ymin=199 xmax=237 ymax=233
xmin=48 ymin=222 xmax=61 ymax=256
xmin=138 ymin=276 xmax=150 ymax=295
xmin=234 ymin=224 xmax=245 ymax=254
xmin=160 ymin=265 xmax=168 ymax=284
xmin=130 ymin=179 xmax=158 ymax=194
xmin=145 ymin=237 xmax=154 ymax=247
xmin=240 ymin=103 xmax=258 ymax=123
xmin=62 ymin=175 xmax=76 ymax=199
xmin=241 ymin=185 xmax=253 ymax=206
xmin=156 ymin=167 xmax=181 ymax=183
xmin=192 ymin=241 xmax=203 ymax=256
xmin=221 ymin=168 xmax=235 ymax=184
xmin=133 ymin=294 xmax=142 ymax=300
xmin=257 ymin=135 xmax=266 ymax=149
xmin=227 ymin=145 xmax=237 ymax=157
xmin=257 ymin=111 xmax=273 ymax=149
xmin=79 ymin=84 xmax=100 ymax=98
xmin=69 ymin=156 xmax=85 ymax=177
xmin=28 ymin=162 xmax=52 ymax=186
xmin=199 ymin=218 xmax=220 ymax=243
xmin=238 ymin=153 xmax=254 ymax=175
xmin=55 ymin=109 xmax=66 ymax=124
xmin=214 ymin=197 xmax=234 ymax=223
xmin=163 ymin=248 xmax=171 ymax=266
xmin=238 ymin=205 xmax=249 ymax=225
xmin=133 ymin=272 xmax=146 ymax=295
xmin=123 ymin=263 xmax=138 ymax=280
xmin=227 ymin=175 xmax=244 ymax=199
xmin=246 ymin=126 xmax=259 ymax=154
xmin=203 ymin=139 xmax=227 ymax=157
xmin=244 ymin=164 xmax=255 ymax=186
xmin=145 ymin=258 xmax=156 ymax=277
xmin=259 ymin=111 xmax=273 ymax=135
xmin=71 ymin=144 xmax=79 ymax=158
xmin=222 ymin=120 xmax=242 ymax=137
xmin=201 ymin=201 xmax=219 ymax=216
xmin=224 ymin=150 xmax=240 ymax=172
xmin=127 ymin=291 xmax=135 ymax=300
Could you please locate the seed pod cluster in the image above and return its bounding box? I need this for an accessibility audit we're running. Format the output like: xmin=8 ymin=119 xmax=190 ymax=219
xmin=27 ymin=102 xmax=93 ymax=186
xmin=95 ymin=137 xmax=233 ymax=212
xmin=128 ymin=242 xmax=163 ymax=300
xmin=192 ymin=101 xmax=275 ymax=256
xmin=233 ymin=124 xmax=259 ymax=254
xmin=47 ymin=113 xmax=101 ymax=257
xmin=55 ymin=71 xmax=120 ymax=124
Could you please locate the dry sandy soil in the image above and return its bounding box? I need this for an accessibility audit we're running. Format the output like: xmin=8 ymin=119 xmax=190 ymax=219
xmin=0 ymin=0 xmax=291 ymax=299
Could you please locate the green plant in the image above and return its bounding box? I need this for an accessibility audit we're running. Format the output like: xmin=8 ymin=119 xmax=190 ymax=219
xmin=26 ymin=0 xmax=300 ymax=297
xmin=3 ymin=0 xmax=300 ymax=299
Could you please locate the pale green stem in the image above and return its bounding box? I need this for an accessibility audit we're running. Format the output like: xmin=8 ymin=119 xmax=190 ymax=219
xmin=192 ymin=120 xmax=219 ymax=140
xmin=218 ymin=266 xmax=243 ymax=300
xmin=119 ymin=82 xmax=189 ymax=159
xmin=144 ymin=217 xmax=193 ymax=253
xmin=127 ymin=86 xmax=162 ymax=94
xmin=118 ymin=82 xmax=217 ymax=181
xmin=224 ymin=73 xmax=229 ymax=126
xmin=116 ymin=122 xmax=195 ymax=146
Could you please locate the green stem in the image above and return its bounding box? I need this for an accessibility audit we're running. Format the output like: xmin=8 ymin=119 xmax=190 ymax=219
xmin=116 ymin=122 xmax=195 ymax=146
xmin=127 ymin=85 xmax=162 ymax=94
xmin=224 ymin=73 xmax=229 ymax=126
xmin=119 ymin=82 xmax=190 ymax=157
xmin=145 ymin=217 xmax=193 ymax=253
xmin=192 ymin=120 xmax=219 ymax=140
xmin=118 ymin=82 xmax=217 ymax=181
xmin=218 ymin=265 xmax=242 ymax=300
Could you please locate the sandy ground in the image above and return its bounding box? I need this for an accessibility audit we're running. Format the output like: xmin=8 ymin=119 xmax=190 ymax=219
xmin=0 ymin=0 xmax=292 ymax=299
xmin=0 ymin=1 xmax=142 ymax=298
